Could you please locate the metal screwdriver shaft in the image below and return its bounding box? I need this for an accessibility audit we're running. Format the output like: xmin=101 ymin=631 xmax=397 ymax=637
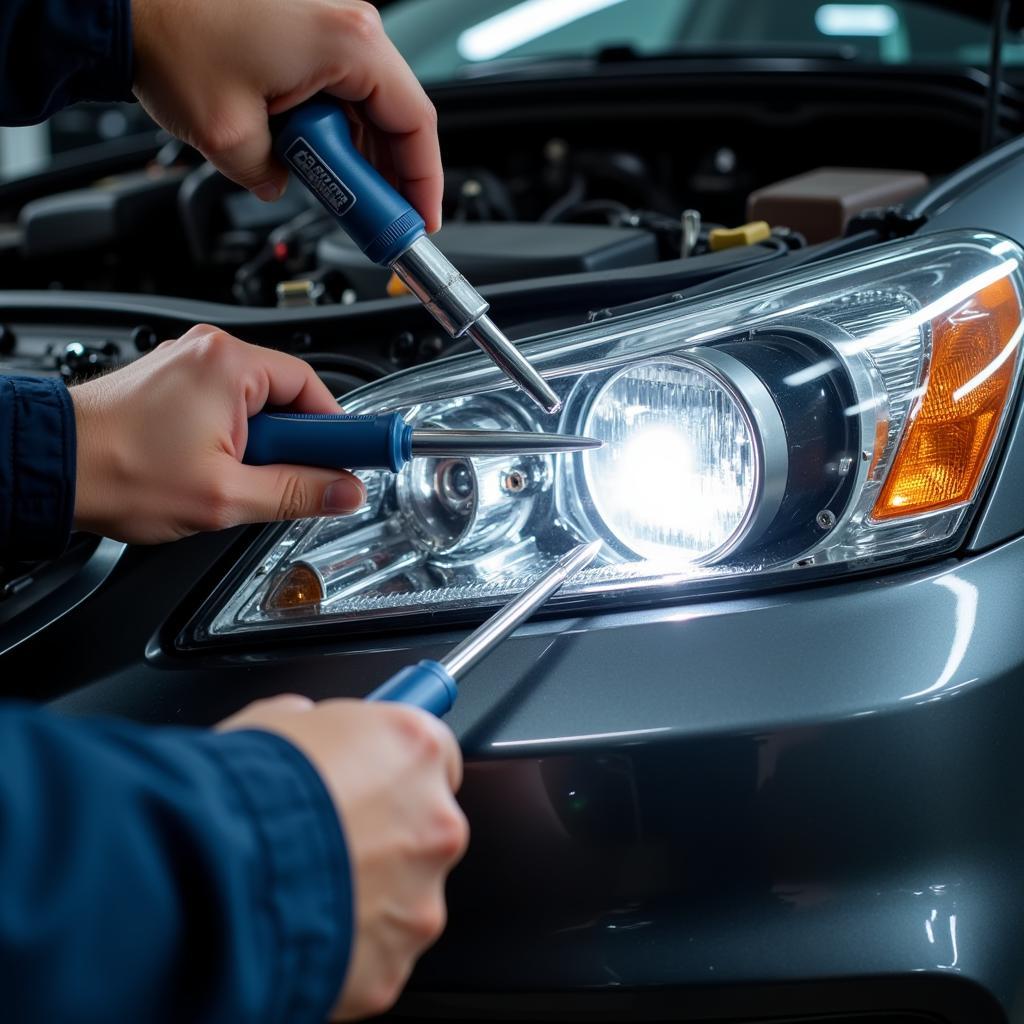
xmin=365 ymin=540 xmax=601 ymax=716
xmin=273 ymin=99 xmax=562 ymax=414
xmin=410 ymin=428 xmax=600 ymax=458
xmin=441 ymin=540 xmax=601 ymax=680
xmin=463 ymin=313 xmax=562 ymax=415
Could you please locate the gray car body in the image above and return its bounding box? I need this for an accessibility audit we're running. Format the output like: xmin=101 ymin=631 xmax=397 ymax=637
xmin=29 ymin=140 xmax=1024 ymax=1024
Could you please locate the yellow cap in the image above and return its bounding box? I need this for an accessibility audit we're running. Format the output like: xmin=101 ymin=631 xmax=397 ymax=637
xmin=708 ymin=221 xmax=772 ymax=252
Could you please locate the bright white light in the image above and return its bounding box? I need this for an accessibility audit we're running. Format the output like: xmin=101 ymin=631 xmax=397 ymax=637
xmin=584 ymin=361 xmax=755 ymax=562
xmin=616 ymin=427 xmax=694 ymax=529
xmin=457 ymin=0 xmax=628 ymax=62
xmin=815 ymin=4 xmax=898 ymax=37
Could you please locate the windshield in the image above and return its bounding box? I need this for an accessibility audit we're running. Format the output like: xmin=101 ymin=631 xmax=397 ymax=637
xmin=381 ymin=0 xmax=1024 ymax=82
xmin=0 ymin=0 xmax=1014 ymax=183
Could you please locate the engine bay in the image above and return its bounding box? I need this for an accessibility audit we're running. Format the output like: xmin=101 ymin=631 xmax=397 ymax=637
xmin=0 ymin=66 xmax=1001 ymax=315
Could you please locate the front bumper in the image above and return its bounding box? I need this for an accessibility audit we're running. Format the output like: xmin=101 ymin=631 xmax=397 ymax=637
xmin=27 ymin=531 xmax=1024 ymax=1021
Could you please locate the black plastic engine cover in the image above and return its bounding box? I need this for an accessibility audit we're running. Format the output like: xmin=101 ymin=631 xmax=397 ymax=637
xmin=317 ymin=220 xmax=659 ymax=298
xmin=18 ymin=169 xmax=188 ymax=259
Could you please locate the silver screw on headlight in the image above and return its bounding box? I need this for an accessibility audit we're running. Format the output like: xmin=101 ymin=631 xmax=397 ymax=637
xmin=816 ymin=509 xmax=837 ymax=530
xmin=502 ymin=469 xmax=527 ymax=494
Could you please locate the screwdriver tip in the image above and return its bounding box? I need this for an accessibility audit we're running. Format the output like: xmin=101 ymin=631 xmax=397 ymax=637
xmin=532 ymin=432 xmax=603 ymax=453
xmin=573 ymin=538 xmax=603 ymax=568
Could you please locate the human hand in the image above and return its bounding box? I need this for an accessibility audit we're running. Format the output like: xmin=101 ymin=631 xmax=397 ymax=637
xmin=219 ymin=694 xmax=468 ymax=1020
xmin=70 ymin=325 xmax=366 ymax=543
xmin=131 ymin=0 xmax=442 ymax=230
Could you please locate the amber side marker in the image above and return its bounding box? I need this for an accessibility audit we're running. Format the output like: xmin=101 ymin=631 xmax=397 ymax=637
xmin=263 ymin=564 xmax=324 ymax=611
xmin=874 ymin=275 xmax=1022 ymax=519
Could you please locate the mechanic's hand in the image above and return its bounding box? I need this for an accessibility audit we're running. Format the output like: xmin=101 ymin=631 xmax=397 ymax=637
xmin=219 ymin=694 xmax=468 ymax=1021
xmin=70 ymin=325 xmax=366 ymax=543
xmin=131 ymin=0 xmax=442 ymax=230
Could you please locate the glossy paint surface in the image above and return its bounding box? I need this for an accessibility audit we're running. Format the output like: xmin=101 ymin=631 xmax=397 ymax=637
xmin=9 ymin=138 xmax=1024 ymax=1021
xmin=19 ymin=524 xmax=1024 ymax=1018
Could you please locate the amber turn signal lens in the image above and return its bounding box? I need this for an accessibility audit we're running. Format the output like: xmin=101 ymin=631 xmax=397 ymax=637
xmin=262 ymin=564 xmax=324 ymax=611
xmin=873 ymin=275 xmax=1022 ymax=520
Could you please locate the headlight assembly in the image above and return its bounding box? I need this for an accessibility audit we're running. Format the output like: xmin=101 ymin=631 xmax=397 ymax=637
xmin=192 ymin=231 xmax=1024 ymax=642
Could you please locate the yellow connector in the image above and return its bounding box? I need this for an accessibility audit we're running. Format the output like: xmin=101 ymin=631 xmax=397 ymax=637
xmin=708 ymin=220 xmax=772 ymax=252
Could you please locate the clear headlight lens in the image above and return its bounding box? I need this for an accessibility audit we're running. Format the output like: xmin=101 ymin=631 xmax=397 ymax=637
xmin=582 ymin=357 xmax=783 ymax=562
xmin=191 ymin=231 xmax=1024 ymax=642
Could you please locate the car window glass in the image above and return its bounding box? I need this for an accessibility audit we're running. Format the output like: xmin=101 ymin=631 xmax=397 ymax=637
xmin=382 ymin=0 xmax=1024 ymax=81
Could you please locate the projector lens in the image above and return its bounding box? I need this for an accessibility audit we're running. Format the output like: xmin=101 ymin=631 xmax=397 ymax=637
xmin=582 ymin=358 xmax=775 ymax=562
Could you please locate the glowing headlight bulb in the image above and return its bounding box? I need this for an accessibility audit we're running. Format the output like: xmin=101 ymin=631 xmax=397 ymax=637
xmin=582 ymin=355 xmax=786 ymax=563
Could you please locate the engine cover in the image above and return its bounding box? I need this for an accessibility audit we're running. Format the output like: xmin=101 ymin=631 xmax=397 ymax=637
xmin=317 ymin=220 xmax=659 ymax=298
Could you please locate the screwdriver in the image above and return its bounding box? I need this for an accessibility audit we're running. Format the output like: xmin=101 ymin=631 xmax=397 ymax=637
xmin=244 ymin=410 xmax=601 ymax=472
xmin=365 ymin=540 xmax=601 ymax=716
xmin=272 ymin=97 xmax=563 ymax=415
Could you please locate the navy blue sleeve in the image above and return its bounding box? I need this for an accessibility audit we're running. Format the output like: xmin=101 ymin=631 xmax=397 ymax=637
xmin=0 ymin=0 xmax=134 ymax=125
xmin=0 ymin=705 xmax=352 ymax=1023
xmin=0 ymin=375 xmax=77 ymax=561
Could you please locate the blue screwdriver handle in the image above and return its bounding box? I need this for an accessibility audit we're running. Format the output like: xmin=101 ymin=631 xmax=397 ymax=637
xmin=244 ymin=411 xmax=413 ymax=472
xmin=365 ymin=659 xmax=459 ymax=717
xmin=273 ymin=98 xmax=426 ymax=266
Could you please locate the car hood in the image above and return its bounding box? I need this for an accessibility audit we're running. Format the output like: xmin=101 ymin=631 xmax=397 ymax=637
xmin=372 ymin=0 xmax=1024 ymax=31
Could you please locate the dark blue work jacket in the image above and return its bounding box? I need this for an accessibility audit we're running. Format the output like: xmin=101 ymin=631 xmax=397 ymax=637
xmin=0 ymin=4 xmax=353 ymax=1020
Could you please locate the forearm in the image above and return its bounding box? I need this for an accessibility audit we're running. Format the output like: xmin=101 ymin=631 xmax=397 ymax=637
xmin=0 ymin=705 xmax=351 ymax=1023
xmin=0 ymin=0 xmax=134 ymax=125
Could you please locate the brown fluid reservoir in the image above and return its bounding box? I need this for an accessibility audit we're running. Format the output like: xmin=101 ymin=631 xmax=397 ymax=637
xmin=747 ymin=167 xmax=928 ymax=243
